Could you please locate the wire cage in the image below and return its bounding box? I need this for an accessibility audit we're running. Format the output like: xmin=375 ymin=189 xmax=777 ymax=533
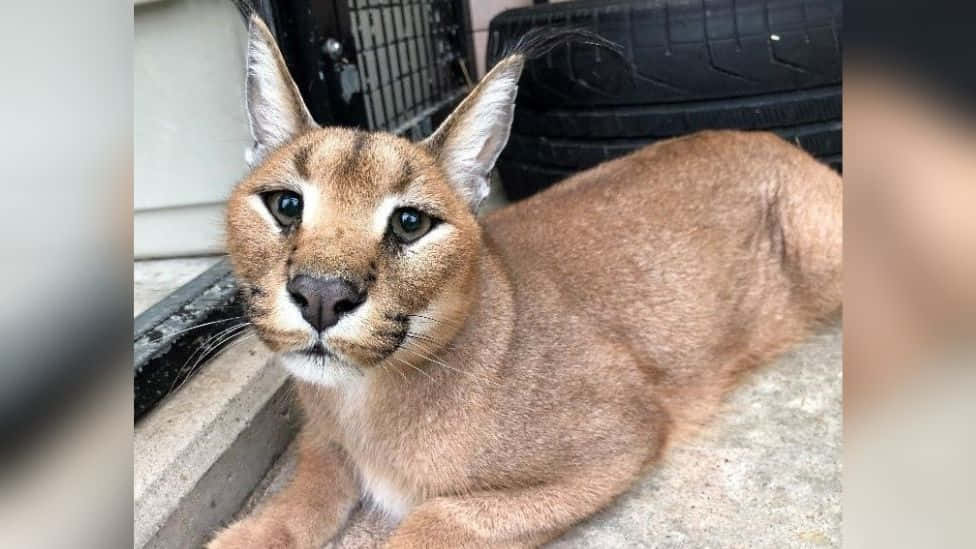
xmin=348 ymin=0 xmax=472 ymax=135
xmin=267 ymin=0 xmax=473 ymax=137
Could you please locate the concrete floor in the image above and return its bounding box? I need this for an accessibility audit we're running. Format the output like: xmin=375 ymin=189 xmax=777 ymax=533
xmin=240 ymin=325 xmax=842 ymax=548
xmin=134 ymin=256 xmax=223 ymax=316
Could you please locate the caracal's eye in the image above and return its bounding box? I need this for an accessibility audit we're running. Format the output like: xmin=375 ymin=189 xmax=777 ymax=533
xmin=263 ymin=190 xmax=303 ymax=227
xmin=390 ymin=207 xmax=433 ymax=243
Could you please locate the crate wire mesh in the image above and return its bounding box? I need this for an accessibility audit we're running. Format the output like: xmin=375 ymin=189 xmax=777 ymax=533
xmin=348 ymin=0 xmax=470 ymax=135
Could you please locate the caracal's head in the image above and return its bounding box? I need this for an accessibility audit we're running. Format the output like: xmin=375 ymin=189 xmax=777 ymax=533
xmin=225 ymin=15 xmax=523 ymax=385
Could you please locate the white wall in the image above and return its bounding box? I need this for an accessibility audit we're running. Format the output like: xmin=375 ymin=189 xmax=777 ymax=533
xmin=134 ymin=0 xmax=251 ymax=258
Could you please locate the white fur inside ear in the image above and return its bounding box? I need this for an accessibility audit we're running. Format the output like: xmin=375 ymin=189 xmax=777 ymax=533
xmin=244 ymin=16 xmax=316 ymax=164
xmin=425 ymin=58 xmax=522 ymax=210
xmin=246 ymin=37 xmax=294 ymax=144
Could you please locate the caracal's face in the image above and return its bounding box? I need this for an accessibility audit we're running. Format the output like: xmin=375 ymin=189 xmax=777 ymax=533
xmin=226 ymin=128 xmax=481 ymax=386
xmin=228 ymin=14 xmax=522 ymax=385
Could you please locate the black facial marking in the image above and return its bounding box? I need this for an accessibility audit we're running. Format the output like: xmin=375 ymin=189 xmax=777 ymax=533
xmin=387 ymin=327 xmax=407 ymax=350
xmin=379 ymin=232 xmax=400 ymax=256
xmin=380 ymin=326 xmax=407 ymax=342
xmin=245 ymin=301 xmax=270 ymax=318
xmin=239 ymin=285 xmax=262 ymax=318
xmin=340 ymin=132 xmax=369 ymax=175
xmin=380 ymin=313 xmax=410 ymax=350
xmin=302 ymin=342 xmax=335 ymax=359
xmin=393 ymin=161 xmax=414 ymax=193
xmin=385 ymin=313 xmax=408 ymax=324
xmin=294 ymin=144 xmax=313 ymax=179
xmin=365 ymin=320 xmax=408 ymax=359
xmin=364 ymin=261 xmax=378 ymax=289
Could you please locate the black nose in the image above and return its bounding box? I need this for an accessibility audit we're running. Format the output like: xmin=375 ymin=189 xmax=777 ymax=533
xmin=286 ymin=275 xmax=365 ymax=331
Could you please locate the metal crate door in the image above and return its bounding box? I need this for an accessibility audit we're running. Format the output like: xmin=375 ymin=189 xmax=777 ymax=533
xmin=270 ymin=0 xmax=474 ymax=137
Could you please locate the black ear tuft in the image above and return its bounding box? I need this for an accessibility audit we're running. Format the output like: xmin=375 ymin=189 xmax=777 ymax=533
xmin=239 ymin=8 xmax=318 ymax=166
xmin=228 ymin=0 xmax=257 ymax=21
xmin=489 ymin=26 xmax=623 ymax=68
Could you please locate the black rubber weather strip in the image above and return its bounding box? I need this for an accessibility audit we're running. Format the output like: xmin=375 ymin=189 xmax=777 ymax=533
xmin=134 ymin=259 xmax=244 ymax=420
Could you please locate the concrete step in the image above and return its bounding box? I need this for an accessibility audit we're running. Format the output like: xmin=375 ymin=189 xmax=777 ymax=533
xmin=134 ymin=334 xmax=297 ymax=549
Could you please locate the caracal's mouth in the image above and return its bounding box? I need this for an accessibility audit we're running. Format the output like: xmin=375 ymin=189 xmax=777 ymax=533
xmin=300 ymin=341 xmax=333 ymax=360
xmin=292 ymin=339 xmax=373 ymax=371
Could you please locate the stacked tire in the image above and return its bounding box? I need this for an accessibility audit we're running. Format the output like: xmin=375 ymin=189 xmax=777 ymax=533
xmin=487 ymin=0 xmax=843 ymax=200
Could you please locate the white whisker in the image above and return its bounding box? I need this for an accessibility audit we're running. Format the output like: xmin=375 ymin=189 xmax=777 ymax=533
xmin=157 ymin=315 xmax=246 ymax=339
xmin=398 ymin=339 xmax=499 ymax=387
xmin=391 ymin=354 xmax=433 ymax=382
xmin=173 ymin=323 xmax=252 ymax=391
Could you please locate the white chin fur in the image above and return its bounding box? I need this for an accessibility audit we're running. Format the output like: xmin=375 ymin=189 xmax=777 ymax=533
xmin=277 ymin=352 xmax=362 ymax=387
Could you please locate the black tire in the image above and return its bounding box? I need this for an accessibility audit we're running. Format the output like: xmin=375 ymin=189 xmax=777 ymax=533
xmin=496 ymin=160 xmax=573 ymax=202
xmin=489 ymin=0 xmax=843 ymax=200
xmin=512 ymin=85 xmax=841 ymax=138
xmin=488 ymin=0 xmax=843 ymax=108
xmin=503 ymin=121 xmax=841 ymax=170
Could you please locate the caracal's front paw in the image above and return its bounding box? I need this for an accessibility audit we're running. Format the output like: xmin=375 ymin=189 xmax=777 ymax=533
xmin=207 ymin=517 xmax=295 ymax=549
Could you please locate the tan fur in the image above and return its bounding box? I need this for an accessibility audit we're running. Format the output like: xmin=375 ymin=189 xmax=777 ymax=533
xmin=210 ymin=17 xmax=841 ymax=549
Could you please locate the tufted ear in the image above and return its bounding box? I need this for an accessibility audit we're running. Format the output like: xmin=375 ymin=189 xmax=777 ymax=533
xmin=422 ymin=55 xmax=525 ymax=211
xmin=243 ymin=14 xmax=318 ymax=166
